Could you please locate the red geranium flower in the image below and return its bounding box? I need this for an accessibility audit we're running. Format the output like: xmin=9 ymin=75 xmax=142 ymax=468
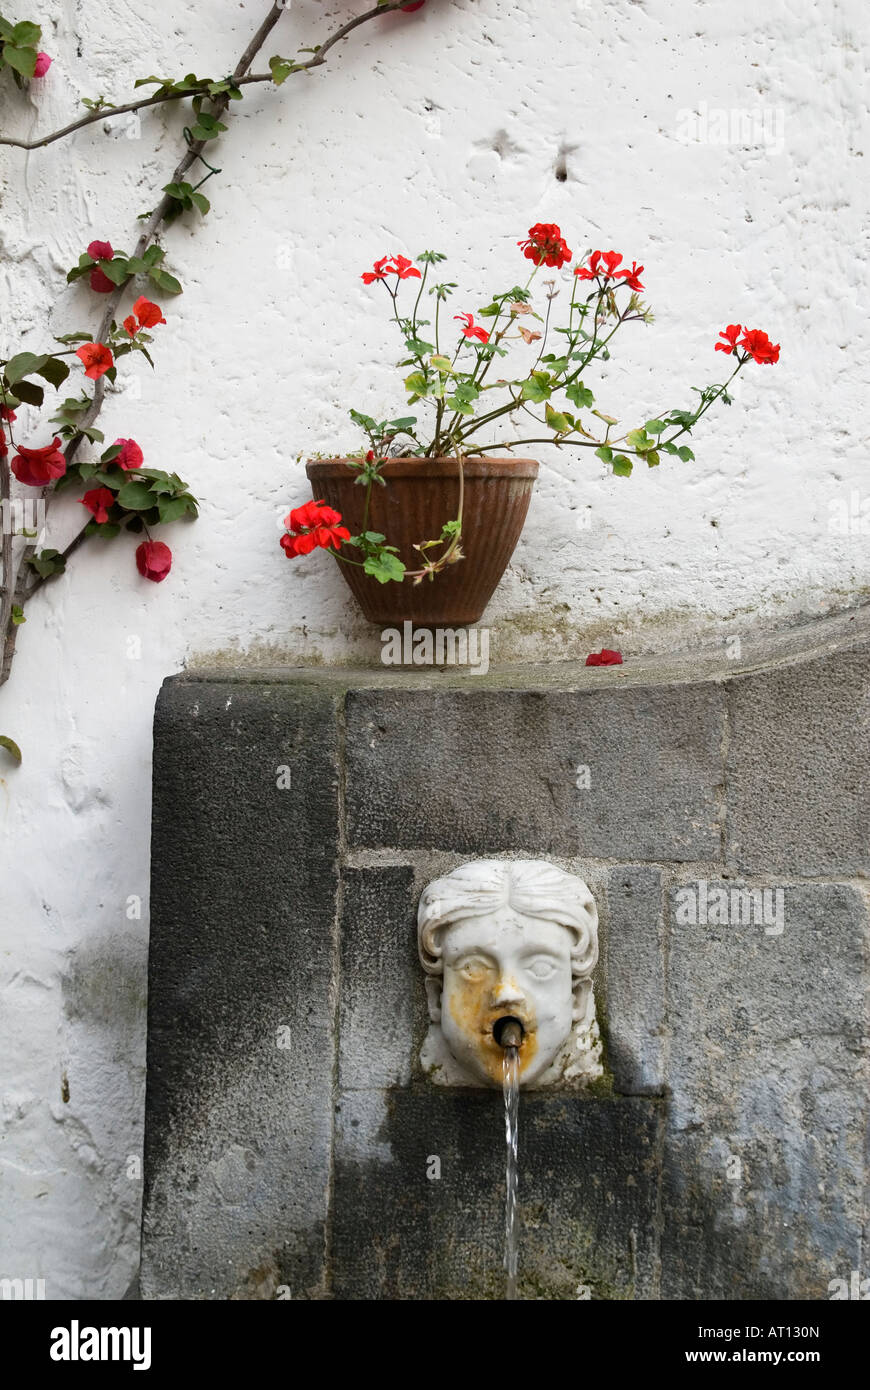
xmin=75 ymin=342 xmax=114 ymax=379
xmin=401 ymin=2 xmax=426 ymax=10
xmin=361 ymin=256 xmax=395 ymax=285
xmin=131 ymin=295 xmax=166 ymax=329
xmin=714 ymin=323 xmax=742 ymax=355
xmin=392 ymin=254 xmax=421 ymax=280
xmin=10 ymin=436 xmax=66 ymax=487
xmin=615 ymin=260 xmax=644 ymax=291
xmin=281 ymin=499 xmax=350 ymax=558
xmin=113 ymin=438 xmax=144 ymax=471
xmin=575 ymin=249 xmax=627 ymax=282
xmin=136 ymin=540 xmax=172 ymax=582
xmin=33 ymin=52 xmax=52 ymax=78
xmin=585 ymin=648 xmax=623 ymax=667
xmin=518 ymin=223 xmax=572 ymax=269
xmin=80 ymin=487 xmax=115 ymax=524
xmin=0 ymin=432 xmax=7 ymax=456
xmin=87 ymin=240 xmax=113 ymax=261
xmin=361 ymin=254 xmax=421 ymax=284
xmin=738 ymin=328 xmax=780 ymax=365
xmin=0 ymin=406 xmax=16 ymax=422
xmin=123 ymin=315 xmax=138 ymax=338
xmin=454 ymin=312 xmax=490 ymax=344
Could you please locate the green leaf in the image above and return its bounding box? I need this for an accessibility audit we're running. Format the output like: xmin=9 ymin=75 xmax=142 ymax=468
xmin=11 ymin=605 xmax=25 ymax=625
xmin=157 ymin=495 xmax=192 ymax=524
xmin=677 ymin=445 xmax=695 ymax=462
xmin=645 ymin=419 xmax=666 ymax=434
xmin=115 ymin=481 xmax=158 ymax=510
xmin=54 ymin=332 xmax=94 ymax=345
xmin=646 ymin=450 xmax=660 ymax=467
xmin=545 ymin=402 xmax=572 ymax=434
xmin=3 ymin=45 xmax=37 ymax=78
xmin=0 ymin=735 xmax=22 ymax=765
xmin=4 ymin=352 xmax=48 ymax=384
xmin=13 ymin=380 xmax=44 ymax=407
xmin=269 ymin=55 xmax=294 ymax=85
xmin=364 ymin=551 xmax=406 ymax=584
xmin=90 ymin=522 xmax=120 ymax=539
xmin=404 ymin=371 xmax=430 ymax=397
xmin=11 ymin=20 xmax=41 ymax=45
xmin=626 ymin=428 xmax=655 ymax=452
xmin=36 ymin=358 xmax=71 ymax=389
xmin=521 ymin=372 xmax=551 ymax=404
xmin=190 ymin=191 xmax=210 ymax=215
xmin=148 ymin=267 xmax=183 ymax=294
xmin=27 ymin=548 xmax=66 ymax=579
xmin=612 ymin=454 xmax=633 ymax=477
xmin=99 ymin=257 xmax=130 ymax=286
xmin=565 ymin=381 xmax=594 ymax=409
xmin=595 ymin=444 xmax=613 ymax=463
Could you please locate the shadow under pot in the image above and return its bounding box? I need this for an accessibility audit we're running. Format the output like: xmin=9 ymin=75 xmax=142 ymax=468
xmin=305 ymin=455 xmax=538 ymax=627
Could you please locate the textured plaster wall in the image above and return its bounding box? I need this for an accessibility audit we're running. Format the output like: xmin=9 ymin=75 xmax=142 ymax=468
xmin=0 ymin=0 xmax=867 ymax=1296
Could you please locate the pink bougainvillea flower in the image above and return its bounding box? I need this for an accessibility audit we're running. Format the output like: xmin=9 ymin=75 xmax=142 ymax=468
xmin=585 ymin=648 xmax=623 ymax=667
xmin=33 ymin=52 xmax=52 ymax=78
xmin=136 ymin=540 xmax=172 ymax=582
xmin=10 ymin=436 xmax=66 ymax=487
xmin=281 ymin=499 xmax=350 ymax=557
xmin=714 ymin=323 xmax=742 ymax=355
xmin=518 ymin=223 xmax=572 ymax=269
xmin=89 ymin=266 xmax=115 ymax=293
xmin=738 ymin=328 xmax=780 ymax=365
xmin=88 ymin=243 xmax=115 ymax=294
xmin=113 ymin=437 xmax=144 ymax=471
xmin=131 ymin=295 xmax=166 ymax=329
xmin=80 ymin=487 xmax=115 ymax=525
xmin=615 ymin=260 xmax=644 ymax=291
xmin=454 ymin=312 xmax=490 ymax=344
xmin=75 ymin=342 xmax=114 ymax=379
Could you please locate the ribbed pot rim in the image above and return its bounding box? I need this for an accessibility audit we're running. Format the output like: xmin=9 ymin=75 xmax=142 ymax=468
xmin=305 ymin=455 xmax=539 ymax=479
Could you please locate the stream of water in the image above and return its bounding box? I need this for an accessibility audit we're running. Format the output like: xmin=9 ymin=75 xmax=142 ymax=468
xmin=502 ymin=1043 xmax=520 ymax=1299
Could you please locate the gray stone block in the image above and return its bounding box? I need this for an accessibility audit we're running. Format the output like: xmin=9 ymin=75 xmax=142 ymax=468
xmin=339 ymin=867 xmax=421 ymax=1090
xmin=141 ymin=678 xmax=340 ymax=1299
xmin=661 ymin=882 xmax=867 ymax=1298
xmin=331 ymin=1087 xmax=662 ymax=1300
xmin=727 ymin=650 xmax=870 ymax=875
xmin=604 ymin=867 xmax=666 ymax=1094
xmin=345 ymin=686 xmax=724 ymax=861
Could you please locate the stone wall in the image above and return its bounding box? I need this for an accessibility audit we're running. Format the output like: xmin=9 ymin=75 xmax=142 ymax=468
xmin=141 ymin=606 xmax=869 ymax=1299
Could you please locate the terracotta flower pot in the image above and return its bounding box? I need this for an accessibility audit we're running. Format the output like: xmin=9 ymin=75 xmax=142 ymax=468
xmin=305 ymin=455 xmax=538 ymax=626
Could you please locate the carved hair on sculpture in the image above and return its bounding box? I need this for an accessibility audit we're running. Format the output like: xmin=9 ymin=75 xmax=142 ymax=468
xmin=417 ymin=859 xmax=602 ymax=1088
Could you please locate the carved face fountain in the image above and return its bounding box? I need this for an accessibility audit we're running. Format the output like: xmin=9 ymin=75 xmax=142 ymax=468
xmin=418 ymin=859 xmax=602 ymax=1087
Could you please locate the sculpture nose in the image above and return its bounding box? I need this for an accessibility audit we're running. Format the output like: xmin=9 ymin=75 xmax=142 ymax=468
xmin=492 ymin=976 xmax=524 ymax=1009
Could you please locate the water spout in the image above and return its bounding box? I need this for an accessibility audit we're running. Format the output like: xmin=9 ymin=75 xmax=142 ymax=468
xmin=493 ymin=1015 xmax=524 ymax=1050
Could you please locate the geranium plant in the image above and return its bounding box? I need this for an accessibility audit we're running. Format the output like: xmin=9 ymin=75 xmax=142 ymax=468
xmin=281 ymin=222 xmax=779 ymax=586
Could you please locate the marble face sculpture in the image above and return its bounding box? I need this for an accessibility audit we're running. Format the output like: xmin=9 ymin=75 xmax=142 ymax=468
xmin=417 ymin=859 xmax=602 ymax=1088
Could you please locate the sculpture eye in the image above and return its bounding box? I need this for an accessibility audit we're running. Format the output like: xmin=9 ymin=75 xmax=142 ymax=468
xmin=526 ymin=956 xmax=558 ymax=980
xmin=458 ymin=956 xmax=491 ymax=979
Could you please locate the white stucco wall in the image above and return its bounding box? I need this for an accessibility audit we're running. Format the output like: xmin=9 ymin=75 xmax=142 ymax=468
xmin=0 ymin=0 xmax=867 ymax=1297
